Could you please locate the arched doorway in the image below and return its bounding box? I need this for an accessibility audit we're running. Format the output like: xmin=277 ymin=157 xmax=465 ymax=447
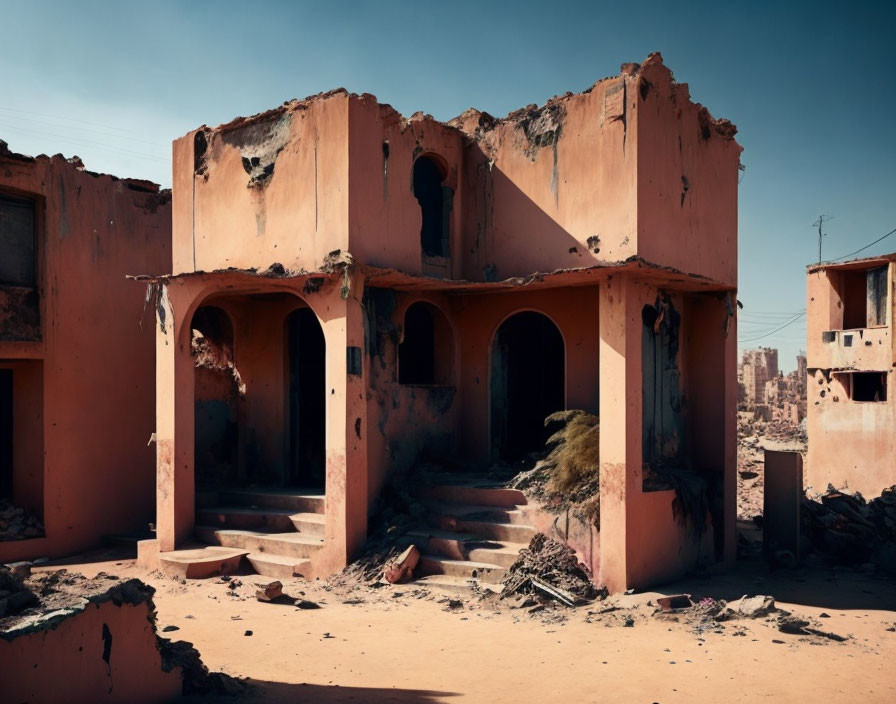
xmin=286 ymin=307 xmax=326 ymax=488
xmin=191 ymin=306 xmax=240 ymax=490
xmin=490 ymin=311 xmax=565 ymax=461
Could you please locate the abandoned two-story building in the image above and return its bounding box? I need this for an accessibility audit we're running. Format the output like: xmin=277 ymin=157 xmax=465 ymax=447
xmin=0 ymin=141 xmax=170 ymax=563
xmin=136 ymin=53 xmax=742 ymax=593
xmin=807 ymin=254 xmax=896 ymax=497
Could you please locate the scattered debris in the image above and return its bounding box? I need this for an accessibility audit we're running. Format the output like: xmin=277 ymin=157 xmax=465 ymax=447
xmin=384 ymin=545 xmax=420 ymax=585
xmin=0 ymin=500 xmax=45 ymax=541
xmin=801 ymin=485 xmax=896 ymax=571
xmin=255 ymin=581 xmax=283 ymax=602
xmin=736 ymin=595 xmax=777 ymax=619
xmin=501 ymin=534 xmax=602 ymax=605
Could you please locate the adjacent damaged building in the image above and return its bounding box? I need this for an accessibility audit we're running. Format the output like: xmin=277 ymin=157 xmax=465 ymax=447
xmin=0 ymin=141 xmax=170 ymax=561
xmin=139 ymin=53 xmax=742 ymax=592
xmin=807 ymin=254 xmax=896 ymax=496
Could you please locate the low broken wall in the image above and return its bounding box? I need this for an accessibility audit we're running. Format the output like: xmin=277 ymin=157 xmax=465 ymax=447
xmin=0 ymin=572 xmax=190 ymax=704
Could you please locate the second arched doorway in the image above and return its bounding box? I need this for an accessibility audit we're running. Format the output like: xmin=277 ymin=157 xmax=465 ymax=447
xmin=490 ymin=311 xmax=565 ymax=461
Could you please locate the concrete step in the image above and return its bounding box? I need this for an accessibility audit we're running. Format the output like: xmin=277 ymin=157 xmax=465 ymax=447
xmin=431 ymin=515 xmax=537 ymax=543
xmin=291 ymin=512 xmax=326 ymax=537
xmin=217 ymin=489 xmax=324 ymax=514
xmin=418 ymin=555 xmax=506 ymax=584
xmin=196 ymin=506 xmax=297 ymax=532
xmin=197 ymin=527 xmax=324 ymax=559
xmin=413 ymin=574 xmax=498 ymax=595
xmin=246 ymin=552 xmax=312 ymax=579
xmin=416 ymin=484 xmax=527 ymax=508
xmin=421 ymin=501 xmax=530 ymax=525
xmin=158 ymin=546 xmax=248 ymax=579
xmin=407 ymin=529 xmax=526 ymax=568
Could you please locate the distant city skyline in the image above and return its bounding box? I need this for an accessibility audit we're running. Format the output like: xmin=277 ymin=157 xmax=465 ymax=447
xmin=2 ymin=0 xmax=893 ymax=372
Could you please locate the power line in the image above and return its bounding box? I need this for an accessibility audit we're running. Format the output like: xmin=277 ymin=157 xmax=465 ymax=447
xmin=738 ymin=311 xmax=806 ymax=342
xmin=0 ymin=122 xmax=168 ymax=163
xmin=827 ymin=226 xmax=896 ymax=263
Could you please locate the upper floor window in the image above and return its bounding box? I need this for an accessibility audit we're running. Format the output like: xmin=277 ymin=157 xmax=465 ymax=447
xmin=838 ymin=265 xmax=888 ymax=329
xmin=413 ymin=156 xmax=452 ymax=258
xmin=0 ymin=193 xmax=35 ymax=287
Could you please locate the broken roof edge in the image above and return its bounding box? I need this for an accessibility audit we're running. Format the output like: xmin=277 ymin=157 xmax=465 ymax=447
xmin=179 ymin=51 xmax=739 ymax=148
xmin=807 ymin=251 xmax=896 ymax=273
xmin=0 ymin=138 xmax=168 ymax=195
xmin=140 ymin=253 xmax=733 ymax=294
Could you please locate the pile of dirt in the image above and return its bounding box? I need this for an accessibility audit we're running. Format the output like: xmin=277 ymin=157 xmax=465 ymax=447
xmin=501 ymin=533 xmax=603 ymax=606
xmin=0 ymin=499 xmax=45 ymax=541
xmin=801 ymin=485 xmax=896 ymax=572
xmin=0 ymin=565 xmax=39 ymax=619
xmin=510 ymin=410 xmax=601 ymax=527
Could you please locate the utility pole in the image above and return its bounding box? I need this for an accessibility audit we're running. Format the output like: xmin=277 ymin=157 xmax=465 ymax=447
xmin=813 ymin=214 xmax=834 ymax=264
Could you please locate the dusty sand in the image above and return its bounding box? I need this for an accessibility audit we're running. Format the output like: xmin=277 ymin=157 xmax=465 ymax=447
xmin=34 ymin=550 xmax=896 ymax=704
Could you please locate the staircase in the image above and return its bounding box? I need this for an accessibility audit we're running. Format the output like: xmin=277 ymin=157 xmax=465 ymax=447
xmin=410 ymin=481 xmax=537 ymax=592
xmin=159 ymin=488 xmax=326 ymax=579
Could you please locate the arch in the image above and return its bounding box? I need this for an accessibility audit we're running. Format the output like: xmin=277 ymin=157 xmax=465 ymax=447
xmin=490 ymin=310 xmax=566 ymax=461
xmin=285 ymin=307 xmax=327 ymax=488
xmin=398 ymin=300 xmax=455 ymax=385
xmin=413 ymin=154 xmax=452 ymax=258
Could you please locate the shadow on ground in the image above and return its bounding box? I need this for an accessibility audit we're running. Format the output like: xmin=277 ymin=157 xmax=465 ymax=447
xmin=651 ymin=556 xmax=896 ymax=612
xmin=185 ymin=680 xmax=458 ymax=703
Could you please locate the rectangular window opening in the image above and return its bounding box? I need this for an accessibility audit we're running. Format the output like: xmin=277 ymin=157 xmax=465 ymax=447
xmin=0 ymin=192 xmax=36 ymax=287
xmin=837 ymin=265 xmax=888 ymax=329
xmin=834 ymin=371 xmax=888 ymax=403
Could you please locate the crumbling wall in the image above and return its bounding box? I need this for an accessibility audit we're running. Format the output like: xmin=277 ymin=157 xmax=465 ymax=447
xmin=0 ymin=146 xmax=171 ymax=562
xmin=0 ymin=572 xmax=184 ymax=703
xmin=347 ymin=98 xmax=465 ymax=278
xmin=173 ymin=92 xmax=351 ymax=275
xmin=363 ymin=288 xmax=460 ymax=509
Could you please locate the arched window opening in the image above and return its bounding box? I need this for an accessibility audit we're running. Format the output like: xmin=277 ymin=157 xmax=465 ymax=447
xmin=490 ymin=311 xmax=565 ymax=460
xmin=398 ymin=301 xmax=454 ymax=385
xmin=413 ymin=156 xmax=452 ymax=258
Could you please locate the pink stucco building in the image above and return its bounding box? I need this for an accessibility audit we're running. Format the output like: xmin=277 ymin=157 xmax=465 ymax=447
xmin=137 ymin=53 xmax=742 ymax=592
xmin=807 ymin=254 xmax=896 ymax=497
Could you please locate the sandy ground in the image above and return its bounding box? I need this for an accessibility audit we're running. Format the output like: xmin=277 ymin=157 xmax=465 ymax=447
xmin=34 ymin=550 xmax=896 ymax=704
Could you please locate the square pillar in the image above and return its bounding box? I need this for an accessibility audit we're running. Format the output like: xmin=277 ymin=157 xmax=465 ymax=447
xmin=318 ymin=273 xmax=369 ymax=572
xmin=154 ymin=282 xmax=195 ymax=552
xmin=598 ymin=274 xmax=643 ymax=593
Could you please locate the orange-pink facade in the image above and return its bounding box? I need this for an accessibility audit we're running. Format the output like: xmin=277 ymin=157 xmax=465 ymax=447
xmin=807 ymin=256 xmax=896 ymax=497
xmin=146 ymin=53 xmax=742 ymax=591
xmin=0 ymin=143 xmax=170 ymax=562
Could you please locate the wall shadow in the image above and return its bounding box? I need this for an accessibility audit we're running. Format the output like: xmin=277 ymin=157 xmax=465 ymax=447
xmin=185 ymin=679 xmax=459 ymax=703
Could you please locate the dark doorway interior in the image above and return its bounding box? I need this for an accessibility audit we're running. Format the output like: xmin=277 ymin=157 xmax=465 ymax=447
xmin=491 ymin=312 xmax=565 ymax=461
xmin=399 ymin=303 xmax=435 ymax=384
xmin=287 ymin=308 xmax=326 ymax=488
xmin=0 ymin=370 xmax=12 ymax=500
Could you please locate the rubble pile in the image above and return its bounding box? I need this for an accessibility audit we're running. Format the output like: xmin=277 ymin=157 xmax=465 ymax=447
xmin=801 ymin=485 xmax=896 ymax=571
xmin=0 ymin=565 xmax=39 ymax=619
xmin=0 ymin=500 xmax=45 ymax=541
xmin=501 ymin=533 xmax=602 ymax=606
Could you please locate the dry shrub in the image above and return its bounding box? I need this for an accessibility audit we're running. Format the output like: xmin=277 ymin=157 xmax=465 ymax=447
xmin=545 ymin=411 xmax=600 ymax=496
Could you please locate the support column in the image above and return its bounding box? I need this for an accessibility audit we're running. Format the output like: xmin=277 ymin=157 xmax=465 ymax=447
xmin=154 ymin=282 xmax=195 ymax=552
xmin=318 ymin=272 xmax=369 ymax=573
xmin=598 ymin=274 xmax=643 ymax=593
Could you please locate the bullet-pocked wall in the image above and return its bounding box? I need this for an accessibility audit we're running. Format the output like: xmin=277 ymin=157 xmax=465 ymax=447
xmin=0 ymin=145 xmax=171 ymax=561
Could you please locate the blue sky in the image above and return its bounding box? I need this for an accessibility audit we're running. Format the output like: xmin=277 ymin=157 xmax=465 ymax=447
xmin=2 ymin=1 xmax=894 ymax=371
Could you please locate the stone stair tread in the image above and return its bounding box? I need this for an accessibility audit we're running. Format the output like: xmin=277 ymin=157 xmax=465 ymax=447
xmin=413 ymin=575 xmax=498 ymax=593
xmin=198 ymin=505 xmax=298 ymax=517
xmin=408 ymin=528 xmax=526 ymax=550
xmin=160 ymin=546 xmax=248 ymax=563
xmin=420 ymin=555 xmax=505 ymax=570
xmin=246 ymin=552 xmax=311 ymax=568
xmin=204 ymin=528 xmax=323 ymax=545
xmin=291 ymin=512 xmax=326 ymax=524
xmin=423 ymin=501 xmax=526 ymax=520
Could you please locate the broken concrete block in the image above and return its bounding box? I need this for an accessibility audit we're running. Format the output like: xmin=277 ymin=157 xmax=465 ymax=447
xmin=384 ymin=545 xmax=420 ymax=584
xmin=255 ymin=581 xmax=283 ymax=602
xmin=737 ymin=595 xmax=776 ymax=618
